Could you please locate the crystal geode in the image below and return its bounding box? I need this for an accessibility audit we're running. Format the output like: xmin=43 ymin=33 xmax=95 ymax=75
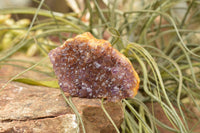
xmin=49 ymin=32 xmax=140 ymax=101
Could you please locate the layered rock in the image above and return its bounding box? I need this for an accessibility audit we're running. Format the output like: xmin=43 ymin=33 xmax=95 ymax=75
xmin=0 ymin=81 xmax=123 ymax=133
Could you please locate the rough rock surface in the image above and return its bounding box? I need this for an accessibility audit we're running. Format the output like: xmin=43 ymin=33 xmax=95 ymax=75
xmin=0 ymin=81 xmax=123 ymax=133
xmin=0 ymin=54 xmax=53 ymax=81
xmin=146 ymin=102 xmax=200 ymax=133
xmin=49 ymin=32 xmax=140 ymax=101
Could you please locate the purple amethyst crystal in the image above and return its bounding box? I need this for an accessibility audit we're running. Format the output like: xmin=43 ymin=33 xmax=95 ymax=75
xmin=49 ymin=32 xmax=140 ymax=102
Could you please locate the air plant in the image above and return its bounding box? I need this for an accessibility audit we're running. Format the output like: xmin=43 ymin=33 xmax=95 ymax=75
xmin=0 ymin=0 xmax=200 ymax=132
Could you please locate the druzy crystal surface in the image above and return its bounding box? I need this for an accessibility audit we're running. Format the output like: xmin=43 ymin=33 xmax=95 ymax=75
xmin=49 ymin=32 xmax=140 ymax=101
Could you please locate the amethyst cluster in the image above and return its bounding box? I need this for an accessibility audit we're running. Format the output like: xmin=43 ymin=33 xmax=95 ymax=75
xmin=49 ymin=32 xmax=140 ymax=101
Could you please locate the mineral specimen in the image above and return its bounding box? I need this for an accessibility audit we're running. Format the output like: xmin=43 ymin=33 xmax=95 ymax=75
xmin=49 ymin=32 xmax=140 ymax=101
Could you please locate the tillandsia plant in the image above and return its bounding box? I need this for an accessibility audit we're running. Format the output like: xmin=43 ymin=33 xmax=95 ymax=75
xmin=0 ymin=0 xmax=200 ymax=133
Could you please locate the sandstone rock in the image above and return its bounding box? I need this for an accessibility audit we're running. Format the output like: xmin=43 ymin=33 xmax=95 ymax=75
xmin=0 ymin=81 xmax=123 ymax=133
xmin=0 ymin=54 xmax=53 ymax=81
xmin=146 ymin=102 xmax=200 ymax=133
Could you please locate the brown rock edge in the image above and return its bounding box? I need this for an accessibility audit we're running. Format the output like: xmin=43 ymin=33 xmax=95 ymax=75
xmin=0 ymin=81 xmax=123 ymax=133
